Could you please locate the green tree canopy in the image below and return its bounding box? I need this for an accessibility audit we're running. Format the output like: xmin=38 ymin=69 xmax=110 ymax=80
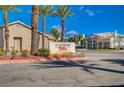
xmin=50 ymin=27 xmax=60 ymax=41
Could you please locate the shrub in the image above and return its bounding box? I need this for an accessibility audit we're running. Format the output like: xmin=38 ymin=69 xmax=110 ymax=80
xmin=61 ymin=52 xmax=73 ymax=57
xmin=80 ymin=52 xmax=85 ymax=57
xmin=38 ymin=48 xmax=50 ymax=57
xmin=11 ymin=49 xmax=17 ymax=58
xmin=120 ymin=48 xmax=123 ymax=50
xmin=103 ymin=47 xmax=109 ymax=49
xmin=21 ymin=50 xmax=29 ymax=57
xmin=50 ymin=52 xmax=75 ymax=57
xmin=50 ymin=53 xmax=61 ymax=58
xmin=0 ymin=48 xmax=5 ymax=56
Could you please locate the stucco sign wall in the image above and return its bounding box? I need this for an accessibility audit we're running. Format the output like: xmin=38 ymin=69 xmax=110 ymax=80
xmin=49 ymin=42 xmax=75 ymax=53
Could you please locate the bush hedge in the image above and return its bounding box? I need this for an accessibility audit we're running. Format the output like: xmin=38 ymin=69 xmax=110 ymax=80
xmin=11 ymin=49 xmax=17 ymax=59
xmin=38 ymin=48 xmax=50 ymax=57
xmin=21 ymin=50 xmax=29 ymax=57
xmin=0 ymin=48 xmax=5 ymax=56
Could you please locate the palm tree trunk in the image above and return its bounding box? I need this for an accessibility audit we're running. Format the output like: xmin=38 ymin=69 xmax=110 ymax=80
xmin=3 ymin=11 xmax=9 ymax=54
xmin=31 ymin=5 xmax=39 ymax=55
xmin=61 ymin=17 xmax=65 ymax=42
xmin=42 ymin=16 xmax=46 ymax=48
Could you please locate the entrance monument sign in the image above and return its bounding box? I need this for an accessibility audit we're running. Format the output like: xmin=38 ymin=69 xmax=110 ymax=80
xmin=49 ymin=42 xmax=75 ymax=53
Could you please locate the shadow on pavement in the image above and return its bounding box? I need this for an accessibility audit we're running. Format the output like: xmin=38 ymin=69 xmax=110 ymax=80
xmin=102 ymin=59 xmax=124 ymax=66
xmin=92 ymin=84 xmax=124 ymax=87
xmin=30 ymin=60 xmax=95 ymax=75
xmin=29 ymin=60 xmax=124 ymax=75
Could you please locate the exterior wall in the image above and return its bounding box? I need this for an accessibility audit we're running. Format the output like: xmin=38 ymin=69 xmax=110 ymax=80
xmin=88 ymin=35 xmax=124 ymax=49
xmin=88 ymin=35 xmax=100 ymax=49
xmin=0 ymin=28 xmax=4 ymax=49
xmin=2 ymin=23 xmax=32 ymax=51
xmin=110 ymin=37 xmax=116 ymax=48
xmin=114 ymin=37 xmax=124 ymax=49
xmin=120 ymin=38 xmax=124 ymax=48
xmin=0 ymin=22 xmax=54 ymax=52
xmin=88 ymin=35 xmax=111 ymax=49
xmin=38 ymin=34 xmax=49 ymax=49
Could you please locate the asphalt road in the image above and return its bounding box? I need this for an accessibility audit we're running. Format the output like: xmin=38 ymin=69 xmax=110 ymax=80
xmin=0 ymin=50 xmax=124 ymax=87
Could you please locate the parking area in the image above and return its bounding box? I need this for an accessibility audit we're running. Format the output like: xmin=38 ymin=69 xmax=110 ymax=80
xmin=0 ymin=50 xmax=124 ymax=87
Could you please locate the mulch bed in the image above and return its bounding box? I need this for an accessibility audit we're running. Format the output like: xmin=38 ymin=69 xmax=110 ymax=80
xmin=0 ymin=55 xmax=42 ymax=60
xmin=0 ymin=55 xmax=87 ymax=64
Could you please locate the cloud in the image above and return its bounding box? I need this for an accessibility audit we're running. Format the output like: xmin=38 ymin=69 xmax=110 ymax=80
xmin=66 ymin=30 xmax=78 ymax=35
xmin=85 ymin=9 xmax=95 ymax=16
xmin=11 ymin=8 xmax=23 ymax=13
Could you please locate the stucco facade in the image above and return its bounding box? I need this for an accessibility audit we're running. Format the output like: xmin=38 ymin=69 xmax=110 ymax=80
xmin=87 ymin=31 xmax=124 ymax=49
xmin=0 ymin=21 xmax=55 ymax=51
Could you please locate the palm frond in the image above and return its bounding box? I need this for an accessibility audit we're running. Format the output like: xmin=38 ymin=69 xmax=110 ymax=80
xmin=0 ymin=5 xmax=16 ymax=12
xmin=39 ymin=5 xmax=53 ymax=17
xmin=55 ymin=6 xmax=74 ymax=18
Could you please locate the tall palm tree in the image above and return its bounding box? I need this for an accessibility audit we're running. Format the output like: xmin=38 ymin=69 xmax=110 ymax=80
xmin=55 ymin=6 xmax=73 ymax=42
xmin=31 ymin=5 xmax=39 ymax=55
xmin=0 ymin=5 xmax=15 ymax=54
xmin=39 ymin=5 xmax=52 ymax=48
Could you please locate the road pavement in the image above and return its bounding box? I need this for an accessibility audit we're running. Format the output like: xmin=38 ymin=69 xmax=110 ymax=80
xmin=0 ymin=50 xmax=124 ymax=87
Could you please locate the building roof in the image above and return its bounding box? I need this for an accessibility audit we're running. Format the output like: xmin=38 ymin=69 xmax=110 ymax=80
xmin=0 ymin=20 xmax=31 ymax=29
xmin=93 ymin=32 xmax=114 ymax=38
xmin=0 ymin=21 xmax=55 ymax=40
xmin=93 ymin=31 xmax=124 ymax=39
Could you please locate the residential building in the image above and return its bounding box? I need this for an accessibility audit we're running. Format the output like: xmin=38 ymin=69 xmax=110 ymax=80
xmin=0 ymin=21 xmax=55 ymax=52
xmin=87 ymin=31 xmax=124 ymax=49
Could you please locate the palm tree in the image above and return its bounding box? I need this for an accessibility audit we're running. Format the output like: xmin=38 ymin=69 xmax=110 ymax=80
xmin=81 ymin=36 xmax=88 ymax=48
xmin=50 ymin=27 xmax=60 ymax=41
xmin=39 ymin=5 xmax=52 ymax=48
xmin=31 ymin=5 xmax=39 ymax=55
xmin=55 ymin=6 xmax=73 ymax=42
xmin=0 ymin=5 xmax=16 ymax=54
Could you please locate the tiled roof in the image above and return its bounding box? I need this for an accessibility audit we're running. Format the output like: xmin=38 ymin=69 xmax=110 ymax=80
xmin=93 ymin=32 xmax=124 ymax=38
xmin=94 ymin=32 xmax=114 ymax=38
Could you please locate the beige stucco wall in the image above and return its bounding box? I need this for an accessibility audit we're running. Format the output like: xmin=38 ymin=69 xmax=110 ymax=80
xmin=38 ymin=34 xmax=49 ymax=49
xmin=1 ymin=23 xmax=50 ymax=51
xmin=3 ymin=23 xmax=32 ymax=51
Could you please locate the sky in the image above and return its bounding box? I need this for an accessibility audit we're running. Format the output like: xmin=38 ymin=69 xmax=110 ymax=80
xmin=0 ymin=5 xmax=124 ymax=37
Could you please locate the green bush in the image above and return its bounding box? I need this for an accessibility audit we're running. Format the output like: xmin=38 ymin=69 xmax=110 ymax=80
xmin=0 ymin=48 xmax=5 ymax=56
xmin=103 ymin=47 xmax=109 ymax=49
xmin=38 ymin=48 xmax=50 ymax=57
xmin=11 ymin=49 xmax=17 ymax=57
xmin=21 ymin=50 xmax=29 ymax=57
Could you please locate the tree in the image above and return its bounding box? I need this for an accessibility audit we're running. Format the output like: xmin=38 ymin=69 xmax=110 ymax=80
xmin=0 ymin=5 xmax=16 ymax=54
xmin=39 ymin=5 xmax=52 ymax=48
xmin=54 ymin=6 xmax=73 ymax=42
xmin=81 ymin=36 xmax=88 ymax=48
xmin=50 ymin=27 xmax=60 ymax=41
xmin=31 ymin=5 xmax=39 ymax=55
xmin=67 ymin=36 xmax=76 ymax=42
